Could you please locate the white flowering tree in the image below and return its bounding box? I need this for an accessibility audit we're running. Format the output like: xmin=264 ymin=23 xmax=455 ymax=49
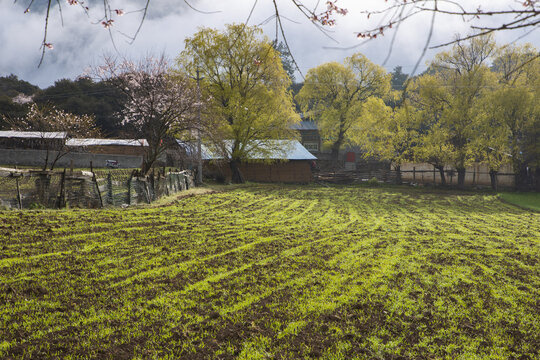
xmin=94 ymin=56 xmax=205 ymax=174
xmin=6 ymin=103 xmax=100 ymax=170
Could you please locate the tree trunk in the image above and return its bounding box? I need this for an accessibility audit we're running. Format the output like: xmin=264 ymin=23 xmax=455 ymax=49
xmin=142 ymin=152 xmax=158 ymax=175
xmin=457 ymin=167 xmax=466 ymax=188
xmin=330 ymin=132 xmax=344 ymax=168
xmin=437 ymin=166 xmax=446 ymax=186
xmin=514 ymin=163 xmax=529 ymax=190
xmin=394 ymin=164 xmax=402 ymax=185
xmin=489 ymin=170 xmax=498 ymax=191
xmin=330 ymin=143 xmax=341 ymax=167
xmin=534 ymin=167 xmax=540 ymax=192
xmin=42 ymin=149 xmax=50 ymax=171
xmin=229 ymin=159 xmax=245 ymax=184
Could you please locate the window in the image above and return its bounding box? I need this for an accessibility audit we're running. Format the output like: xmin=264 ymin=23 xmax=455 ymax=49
xmin=303 ymin=142 xmax=319 ymax=152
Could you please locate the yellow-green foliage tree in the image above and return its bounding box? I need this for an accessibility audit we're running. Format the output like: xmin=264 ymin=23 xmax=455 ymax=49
xmin=354 ymin=97 xmax=418 ymax=184
xmin=414 ymin=36 xmax=497 ymax=187
xmin=178 ymin=24 xmax=299 ymax=183
xmin=409 ymin=75 xmax=455 ymax=186
xmin=484 ymin=44 xmax=540 ymax=189
xmin=296 ymin=54 xmax=390 ymax=163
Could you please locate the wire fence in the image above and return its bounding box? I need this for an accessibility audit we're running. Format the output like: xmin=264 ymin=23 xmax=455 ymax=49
xmin=0 ymin=167 xmax=194 ymax=210
xmin=314 ymin=168 xmax=519 ymax=189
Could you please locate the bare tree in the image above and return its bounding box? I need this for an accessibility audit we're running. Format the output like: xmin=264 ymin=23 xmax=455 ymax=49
xmin=92 ymin=55 xmax=207 ymax=174
xmin=22 ymin=1 xmax=539 ymax=66
xmin=297 ymin=1 xmax=540 ymax=46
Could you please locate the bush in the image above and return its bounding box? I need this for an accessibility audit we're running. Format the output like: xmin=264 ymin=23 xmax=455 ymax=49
xmin=366 ymin=177 xmax=379 ymax=187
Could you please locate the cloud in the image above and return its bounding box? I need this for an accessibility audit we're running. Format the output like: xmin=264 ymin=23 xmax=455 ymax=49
xmin=0 ymin=0 xmax=538 ymax=88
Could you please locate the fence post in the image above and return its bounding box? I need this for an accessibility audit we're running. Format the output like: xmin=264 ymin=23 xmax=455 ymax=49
xmin=433 ymin=166 xmax=436 ymax=184
xmin=106 ymin=172 xmax=113 ymax=205
xmin=92 ymin=170 xmax=103 ymax=208
xmin=15 ymin=174 xmax=22 ymax=210
xmin=57 ymin=168 xmax=66 ymax=209
xmin=413 ymin=167 xmax=416 ymax=182
xmin=149 ymin=170 xmax=155 ymax=201
xmin=36 ymin=173 xmax=51 ymax=206
xmin=127 ymin=172 xmax=133 ymax=206
xmin=144 ymin=180 xmax=151 ymax=204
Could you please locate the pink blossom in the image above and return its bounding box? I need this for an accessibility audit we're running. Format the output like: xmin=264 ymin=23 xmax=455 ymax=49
xmin=102 ymin=19 xmax=114 ymax=28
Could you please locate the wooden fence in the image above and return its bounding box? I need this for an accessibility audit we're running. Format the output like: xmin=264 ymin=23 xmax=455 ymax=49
xmin=314 ymin=167 xmax=518 ymax=189
xmin=0 ymin=167 xmax=194 ymax=210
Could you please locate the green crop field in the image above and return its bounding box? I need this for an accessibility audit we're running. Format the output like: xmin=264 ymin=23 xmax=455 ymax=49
xmin=1 ymin=184 xmax=538 ymax=359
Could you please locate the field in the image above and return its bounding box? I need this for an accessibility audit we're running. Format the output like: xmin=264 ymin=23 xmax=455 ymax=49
xmin=1 ymin=184 xmax=539 ymax=359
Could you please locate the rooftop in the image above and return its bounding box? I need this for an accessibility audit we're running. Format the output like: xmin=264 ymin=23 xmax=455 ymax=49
xmin=291 ymin=121 xmax=318 ymax=131
xmin=0 ymin=131 xmax=67 ymax=139
xmin=66 ymin=138 xmax=149 ymax=147
xmin=178 ymin=139 xmax=317 ymax=161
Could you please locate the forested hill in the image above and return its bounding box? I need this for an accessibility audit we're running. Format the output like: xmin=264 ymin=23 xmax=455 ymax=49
xmin=0 ymin=75 xmax=125 ymax=136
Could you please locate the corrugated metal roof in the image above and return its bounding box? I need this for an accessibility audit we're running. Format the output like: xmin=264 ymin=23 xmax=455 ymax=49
xmin=66 ymin=138 xmax=149 ymax=147
xmin=291 ymin=121 xmax=318 ymax=131
xmin=178 ymin=139 xmax=317 ymax=161
xmin=0 ymin=131 xmax=67 ymax=139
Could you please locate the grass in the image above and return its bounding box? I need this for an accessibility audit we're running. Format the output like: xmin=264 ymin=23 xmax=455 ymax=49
xmin=0 ymin=183 xmax=539 ymax=359
xmin=499 ymin=192 xmax=540 ymax=212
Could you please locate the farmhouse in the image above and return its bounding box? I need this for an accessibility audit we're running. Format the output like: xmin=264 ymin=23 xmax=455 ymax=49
xmin=180 ymin=139 xmax=317 ymax=183
xmin=66 ymin=138 xmax=148 ymax=157
xmin=0 ymin=131 xmax=148 ymax=168
xmin=0 ymin=130 xmax=66 ymax=150
xmin=292 ymin=120 xmax=321 ymax=154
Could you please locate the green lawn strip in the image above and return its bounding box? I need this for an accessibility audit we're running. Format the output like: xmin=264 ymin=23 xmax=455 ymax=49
xmin=499 ymin=192 xmax=540 ymax=212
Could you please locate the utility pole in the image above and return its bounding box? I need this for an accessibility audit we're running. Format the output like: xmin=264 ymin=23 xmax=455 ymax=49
xmin=194 ymin=68 xmax=204 ymax=185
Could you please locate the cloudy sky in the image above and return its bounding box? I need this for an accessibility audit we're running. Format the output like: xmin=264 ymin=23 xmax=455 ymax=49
xmin=1 ymin=0 xmax=538 ymax=88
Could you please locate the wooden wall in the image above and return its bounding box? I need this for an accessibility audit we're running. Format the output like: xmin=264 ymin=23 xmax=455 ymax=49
xmin=206 ymin=160 xmax=313 ymax=183
xmin=73 ymin=145 xmax=146 ymax=156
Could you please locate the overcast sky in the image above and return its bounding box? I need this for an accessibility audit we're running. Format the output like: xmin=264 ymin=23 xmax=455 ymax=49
xmin=1 ymin=0 xmax=538 ymax=88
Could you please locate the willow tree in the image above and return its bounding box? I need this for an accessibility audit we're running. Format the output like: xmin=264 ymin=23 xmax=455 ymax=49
xmin=178 ymin=24 xmax=299 ymax=183
xmin=487 ymin=44 xmax=540 ymax=189
xmin=296 ymin=54 xmax=390 ymax=163
xmin=409 ymin=74 xmax=455 ymax=186
xmin=354 ymin=97 xmax=418 ymax=184
xmin=416 ymin=36 xmax=497 ymax=187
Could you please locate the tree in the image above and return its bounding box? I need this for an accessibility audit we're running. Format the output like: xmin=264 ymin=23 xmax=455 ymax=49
xmin=18 ymin=1 xmax=540 ymax=67
xmin=409 ymin=74 xmax=454 ymax=186
xmin=417 ymin=36 xmax=497 ymax=187
xmin=93 ymin=56 xmax=204 ymax=174
xmin=273 ymin=41 xmax=296 ymax=82
xmin=34 ymin=78 xmax=126 ymax=137
xmin=5 ymin=103 xmax=100 ymax=170
xmin=179 ymin=24 xmax=300 ymax=183
xmin=485 ymin=44 xmax=540 ymax=189
xmin=307 ymin=1 xmax=540 ymax=47
xmin=0 ymin=74 xmax=40 ymax=98
xmin=296 ymin=53 xmax=390 ymax=163
xmin=390 ymin=66 xmax=408 ymax=91
xmin=354 ymin=97 xmax=418 ymax=184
